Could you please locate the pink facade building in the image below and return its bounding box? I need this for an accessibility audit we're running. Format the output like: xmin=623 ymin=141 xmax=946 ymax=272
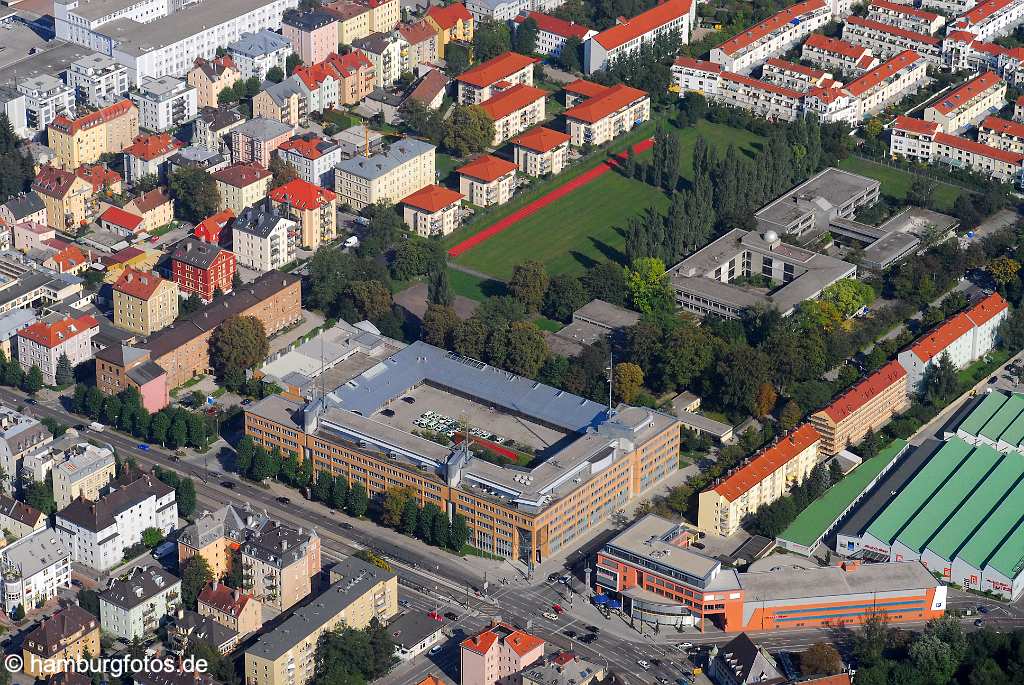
xmin=17 ymin=314 xmax=99 ymax=385
xmin=231 ymin=118 xmax=294 ymax=168
xmin=283 ymin=10 xmax=340 ymax=66
xmin=460 ymin=623 xmax=544 ymax=685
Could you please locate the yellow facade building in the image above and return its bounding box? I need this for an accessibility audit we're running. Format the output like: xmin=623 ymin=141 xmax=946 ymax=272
xmin=47 ymin=100 xmax=139 ymax=170
xmin=424 ymin=3 xmax=474 ymax=58
xmin=22 ymin=605 xmax=100 ymax=678
xmin=213 ymin=162 xmax=273 ymax=214
xmin=112 ymin=267 xmax=180 ymax=336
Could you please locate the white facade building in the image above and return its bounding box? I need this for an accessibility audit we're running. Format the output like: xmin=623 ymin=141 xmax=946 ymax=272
xmin=583 ymin=0 xmax=694 ymax=74
xmin=512 ymin=12 xmax=596 ymax=57
xmin=801 ymin=33 xmax=880 ymax=75
xmin=99 ymin=565 xmax=181 ymax=640
xmin=231 ymin=203 xmax=296 ymax=272
xmin=924 ymin=71 xmax=1005 ymax=133
xmin=67 ymin=53 xmax=131 ymax=107
xmin=228 ymin=29 xmax=294 ymax=81
xmin=891 ymin=115 xmax=1024 ymax=184
xmin=275 ymin=136 xmax=342 ymax=188
xmin=16 ymin=314 xmax=99 ymax=386
xmin=352 ymin=32 xmax=402 ymax=87
xmin=131 ymin=76 xmax=198 ymax=131
xmin=17 ymin=76 xmax=75 ymax=132
xmin=842 ymin=15 xmax=943 ymax=65
xmin=0 ymin=527 xmax=70 ymax=615
xmin=950 ymin=0 xmax=1024 ymax=42
xmin=54 ymin=0 xmax=169 ymax=48
xmin=866 ymin=0 xmax=945 ymax=35
xmin=0 ymin=87 xmax=29 ymax=139
xmin=0 ymin=407 xmax=52 ymax=495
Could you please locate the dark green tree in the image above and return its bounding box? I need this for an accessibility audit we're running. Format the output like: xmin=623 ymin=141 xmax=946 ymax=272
xmin=558 ymin=36 xmax=582 ymax=72
xmin=169 ymin=167 xmax=221 ymax=223
xmin=347 ymin=482 xmax=369 ymax=517
xmin=210 ymin=316 xmax=269 ymax=378
xmin=473 ymin=20 xmax=512 ymax=61
xmin=23 ymin=365 xmax=43 ymax=393
xmin=55 ymin=353 xmax=74 ymax=387
xmin=181 ymin=556 xmax=214 ymax=610
xmin=512 ymin=17 xmax=538 ymax=53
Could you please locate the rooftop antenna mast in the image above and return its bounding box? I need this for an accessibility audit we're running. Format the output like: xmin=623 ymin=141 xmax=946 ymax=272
xmin=606 ymin=350 xmax=614 ymax=414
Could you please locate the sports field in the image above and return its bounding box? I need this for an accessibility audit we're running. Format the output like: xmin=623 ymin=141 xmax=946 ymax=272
xmin=451 ymin=120 xmax=765 ymax=280
xmin=838 ymin=157 xmax=965 ymax=212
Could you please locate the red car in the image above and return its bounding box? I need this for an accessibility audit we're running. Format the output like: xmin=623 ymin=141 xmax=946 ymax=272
xmin=552 ymin=604 xmax=563 ymax=614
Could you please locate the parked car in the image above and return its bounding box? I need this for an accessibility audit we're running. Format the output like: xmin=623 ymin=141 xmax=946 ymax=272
xmin=220 ymin=481 xmax=236 ymax=489
xmin=585 ymin=625 xmax=599 ymax=633
xmin=975 ymin=619 xmax=985 ymax=627
xmin=428 ymin=645 xmax=442 ymax=656
xmin=637 ymin=660 xmax=650 ymax=670
xmin=152 ymin=541 xmax=176 ymax=559
xmin=444 ymin=612 xmax=459 ymax=621
xmin=978 ymin=606 xmax=989 ymax=614
xmin=552 ymin=604 xmax=564 ymax=613
xmin=276 ymin=496 xmax=291 ymax=504
xmin=89 ymin=422 xmax=105 ymax=432
xmin=547 ymin=573 xmax=560 ymax=582
xmin=137 ymin=443 xmax=150 ymax=451
xmin=542 ymin=611 xmax=558 ymax=621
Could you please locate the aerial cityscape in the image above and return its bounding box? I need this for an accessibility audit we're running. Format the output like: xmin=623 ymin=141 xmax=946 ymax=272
xmin=0 ymin=0 xmax=1021 ymax=681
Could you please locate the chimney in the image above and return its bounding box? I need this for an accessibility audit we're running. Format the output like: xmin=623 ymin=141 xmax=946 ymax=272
xmin=212 ymin=580 xmax=219 ymax=591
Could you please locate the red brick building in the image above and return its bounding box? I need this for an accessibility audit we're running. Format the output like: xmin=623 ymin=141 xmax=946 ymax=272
xmin=170 ymin=238 xmax=236 ymax=301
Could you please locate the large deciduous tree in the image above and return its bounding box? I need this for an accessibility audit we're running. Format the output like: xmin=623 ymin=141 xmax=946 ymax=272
xmin=169 ymin=167 xmax=221 ymax=223
xmin=209 ymin=316 xmax=269 ymax=379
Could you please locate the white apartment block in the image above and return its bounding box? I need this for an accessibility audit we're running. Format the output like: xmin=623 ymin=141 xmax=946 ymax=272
xmin=478 ymin=85 xmax=547 ymax=146
xmin=99 ymin=565 xmax=181 ymax=640
xmin=717 ymin=72 xmax=805 ymax=121
xmin=950 ymin=0 xmax=1024 ymax=43
xmin=891 ymin=115 xmax=1024 ymax=184
xmin=16 ymin=314 xmax=99 ymax=386
xmin=801 ymin=34 xmax=880 ymax=75
xmin=54 ymin=0 xmax=169 ymax=48
xmin=978 ymin=115 xmax=1024 ymax=152
xmin=456 ymin=52 xmax=537 ymax=105
xmin=401 ymin=185 xmax=463 ymax=237
xmin=52 ymin=443 xmax=116 ymax=509
xmin=563 ymin=82 xmax=650 ymax=146
xmin=334 ymin=137 xmax=435 ymax=210
xmin=458 ymin=155 xmax=518 ymax=207
xmin=131 ymin=76 xmax=198 ymax=131
xmin=583 ymin=0 xmax=694 ymax=73
xmin=760 ymin=58 xmax=835 ymax=92
xmin=352 ymin=32 xmax=402 ymax=87
xmin=924 ymin=71 xmax=1005 ymax=133
xmin=276 ymin=136 xmax=342 ymax=188
xmin=17 ymin=76 xmax=75 ymax=132
xmin=511 ymin=126 xmax=570 ymax=176
xmin=840 ymin=49 xmax=929 ymax=118
xmin=513 ymin=12 xmax=596 ymax=57
xmin=55 ymin=473 xmax=177 ymax=572
xmin=229 ymin=30 xmax=294 ymax=81
xmin=867 ymin=0 xmax=945 ymax=35
xmin=231 ymin=203 xmax=297 ymax=272
xmin=0 ymin=408 xmax=52 ymax=495
xmin=943 ymin=31 xmax=1006 ymax=72
xmin=897 ymin=293 xmax=1008 ymax=391
xmin=0 ymin=527 xmax=70 ymax=614
xmin=709 ymin=0 xmax=836 ymax=75
xmin=67 ymin=53 xmax=131 ymax=107
xmin=0 ymin=87 xmax=29 ymax=139
xmin=842 ymin=15 xmax=943 ymax=65
xmin=672 ymin=57 xmax=724 ymax=97
xmin=922 ymin=0 xmax=976 ymax=14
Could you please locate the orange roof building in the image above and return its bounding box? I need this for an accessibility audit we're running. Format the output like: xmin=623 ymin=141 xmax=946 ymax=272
xmin=98 ymin=206 xmax=145 ymax=235
xmin=898 ymin=292 xmax=1008 ymax=392
xmin=16 ymin=314 xmax=100 ymax=385
xmin=698 ymin=424 xmax=821 ymax=535
xmin=477 ymin=84 xmax=547 ymax=145
xmin=563 ymin=82 xmax=650 ymax=147
xmin=457 ymin=155 xmax=518 ymax=207
xmin=811 ymin=360 xmax=910 ymax=456
xmin=268 ymin=178 xmax=338 ymax=250
xmin=456 ymin=52 xmax=539 ymax=104
xmin=511 ymin=126 xmax=570 ymax=177
xmin=585 ymin=0 xmax=693 ymax=72
xmin=460 ymin=623 xmax=544 ymax=685
xmin=47 ymin=100 xmax=139 ymax=170
xmin=194 ymin=209 xmax=235 ymax=245
xmin=401 ymin=184 xmax=463 ymax=237
xmin=112 ymin=267 xmax=179 ymax=336
xmin=923 ymin=71 xmax=1005 ymax=133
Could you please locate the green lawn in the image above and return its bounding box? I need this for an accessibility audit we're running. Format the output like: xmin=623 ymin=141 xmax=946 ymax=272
xmin=838 ymin=157 xmax=964 ymax=212
xmin=447 ymin=267 xmax=507 ymax=301
xmin=533 ymin=316 xmax=563 ymax=332
xmin=451 ymin=119 xmax=765 ymax=280
xmin=436 ymin=153 xmax=461 ymax=185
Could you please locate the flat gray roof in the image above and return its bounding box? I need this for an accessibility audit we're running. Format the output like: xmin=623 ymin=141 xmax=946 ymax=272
xmin=234 ymin=116 xmax=293 ymax=142
xmin=678 ymin=410 xmax=733 ymax=438
xmin=603 ymin=514 xmax=721 ymax=582
xmin=755 ymin=167 xmax=880 ymax=231
xmin=573 ymin=298 xmax=641 ymax=330
xmin=335 ymin=138 xmax=434 ymax=181
xmin=0 ymin=527 xmax=69 ymax=580
xmin=69 ymin=0 xmax=148 ymax=22
xmin=0 ymin=42 xmax=93 ymax=85
xmin=739 ymin=560 xmax=939 ymax=602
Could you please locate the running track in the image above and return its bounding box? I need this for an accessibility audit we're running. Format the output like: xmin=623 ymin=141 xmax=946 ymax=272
xmin=447 ymin=138 xmax=655 ymax=258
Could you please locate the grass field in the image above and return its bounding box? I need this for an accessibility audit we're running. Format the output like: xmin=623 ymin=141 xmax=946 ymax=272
xmin=447 ymin=268 xmax=506 ymax=301
xmin=436 ymin=153 xmax=461 ymax=185
xmin=451 ymin=120 xmax=765 ymax=280
xmin=838 ymin=157 xmax=965 ymax=212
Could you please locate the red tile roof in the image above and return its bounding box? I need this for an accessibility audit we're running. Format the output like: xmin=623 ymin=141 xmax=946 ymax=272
xmin=928 ymin=71 xmax=1002 ymax=115
xmin=194 ymin=209 xmax=235 ymax=244
xmin=981 ymin=114 xmax=1024 ymax=138
xmin=513 ymin=11 xmax=593 ymax=39
xmin=268 ymin=178 xmax=337 ymax=209
xmin=717 ymin=0 xmax=825 ymax=56
xmin=765 ymin=57 xmax=826 ymax=79
xmin=845 ymin=15 xmax=941 ymax=45
xmin=563 ymin=83 xmax=649 ymax=123
xmin=399 ymin=19 xmax=437 ymax=45
xmin=478 ymin=84 xmax=547 ymax=120
xmin=893 ymin=114 xmax=940 ymax=135
xmin=278 ymin=135 xmax=333 ymax=160
xmin=213 ymin=161 xmax=272 ymax=188
xmin=965 ymin=291 xmax=1008 ymax=327
xmin=820 ymin=360 xmax=906 ymax=423
xmin=958 ymin=0 xmax=1015 ymax=26
xmin=870 ymin=0 xmax=941 ymax=21
xmin=415 ymin=678 xmax=445 ymax=685
xmin=113 ymin=267 xmax=167 ymax=300
xmin=944 ymin=29 xmax=979 ymax=43
xmin=124 ymin=133 xmax=182 ymax=161
xmin=935 ymin=131 xmax=1024 ymax=165
xmin=673 ymin=56 xmax=724 ymax=73
xmin=76 ymin=164 xmax=121 ymax=193
xmin=32 ymin=166 xmax=77 ymax=199
xmin=457 ymin=52 xmax=539 ymax=88
xmin=18 ymin=314 xmax=98 ymax=349
xmin=461 ymin=623 xmax=544 ymax=657
xmin=511 ymin=126 xmax=570 ymax=152
xmin=129 ymin=187 xmax=172 ymax=214
xmin=593 ymin=0 xmax=692 ymax=50
xmin=402 ymin=184 xmax=463 ymax=212
xmin=845 ymin=50 xmax=923 ymax=97
xmin=48 ymin=243 xmax=86 ymax=272
xmin=99 ymin=206 xmax=145 ymax=232
xmin=804 ymin=33 xmax=870 ymax=60
xmin=198 ymin=582 xmax=255 ymax=618
xmin=457 ymin=154 xmax=518 ymax=182
xmin=48 ymin=100 xmax=135 ymax=136
xmin=721 ymin=71 xmax=804 ymax=99
xmin=909 ymin=311 xmax=976 ymax=364
xmin=564 ymin=79 xmax=610 ymax=98
xmin=425 ymin=2 xmax=471 ymax=29
xmin=711 ymin=424 xmax=821 ymax=501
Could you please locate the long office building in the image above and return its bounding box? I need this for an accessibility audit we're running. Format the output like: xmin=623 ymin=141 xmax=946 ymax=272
xmin=595 ymin=514 xmax=946 ymax=632
xmin=244 ymin=340 xmax=681 ymax=562
xmin=810 ymin=360 xmax=910 ymax=456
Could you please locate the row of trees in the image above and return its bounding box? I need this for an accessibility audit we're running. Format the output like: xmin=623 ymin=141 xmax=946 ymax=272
xmin=747 ymin=460 xmax=843 ymax=538
xmin=0 ymin=115 xmax=35 ymax=204
xmin=375 ymin=486 xmax=471 ymax=552
xmin=151 ymin=465 xmax=198 ymax=519
xmin=0 ymin=350 xmax=47 ymax=394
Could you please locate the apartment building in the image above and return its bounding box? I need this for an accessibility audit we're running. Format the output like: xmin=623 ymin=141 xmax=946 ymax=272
xmin=198 ymin=581 xmax=262 ymax=637
xmin=232 ymin=118 xmax=294 ymax=167
xmin=711 ymin=0 xmax=834 ymax=75
xmin=187 ymin=56 xmax=242 ymax=109
xmin=178 ymin=504 xmax=268 ymax=579
xmin=891 ymin=115 xmax=1024 ymax=183
xmin=253 ymin=79 xmax=309 ymax=127
xmin=978 ymin=114 xmax=1024 ymax=152
xmin=18 ymin=75 xmax=74 ymax=132
xmin=672 ymin=57 xmax=725 ymax=97
xmin=0 ymin=194 xmax=46 ymax=229
xmin=229 ymin=30 xmax=294 ymax=81
xmin=479 ymin=85 xmax=547 ymax=146
xmin=21 ymin=604 xmax=99 ymax=678
xmin=51 ymin=442 xmax=116 ymax=508
xmin=810 ymin=360 xmax=910 ymax=456
xmin=31 ymin=166 xmax=94 ymax=232
xmin=924 ymin=71 xmax=1005 ymax=133
xmin=0 ymin=494 xmax=46 ymax=538
xmin=0 ymin=87 xmax=28 ymax=140
xmin=283 ymin=10 xmax=339 ymax=65
xmin=353 ymin=32 xmax=402 ymax=87
xmin=170 ymin=239 xmax=238 ymax=300
xmin=16 ymin=314 xmax=99 ymax=385
xmin=950 ymin=0 xmax=1024 ymax=42
xmin=511 ymin=126 xmax=570 ymax=176
xmin=323 ymin=1 xmax=373 ymax=43
xmin=0 ymin=528 xmax=69 ymax=615
xmin=584 ymin=0 xmax=694 ymax=73
xmin=169 ymin=610 xmax=240 ymax=655
xmin=867 ymin=0 xmax=945 ymax=34
xmin=761 ymin=59 xmax=834 ymax=92
xmin=457 ymin=154 xmax=517 ymax=206
xmin=125 ymin=187 xmax=174 ymax=233
xmin=697 ymin=424 xmax=821 ymax=536
xmin=244 ymin=341 xmax=682 ymax=562
xmin=213 ymin=161 xmax=273 ymax=214
xmin=942 ymin=30 xmax=1006 ymax=72
xmin=461 ymin=623 xmax=545 ymax=685
xmin=898 ymin=292 xmax=1008 ymax=391
xmin=113 ymin=268 xmax=179 ymax=336
xmin=300 ymin=51 xmax=376 ymax=109
xmin=194 ymin=209 xmax=235 ymax=245
xmin=54 ymin=0 xmax=166 ymax=45
xmin=334 ymin=137 xmax=435 ymax=210
xmin=47 ymin=100 xmax=139 ymax=171
xmin=276 ymin=135 xmax=342 ymax=187
xmin=401 ymin=184 xmax=463 ymax=237
xmin=842 ymin=16 xmax=943 ymax=65
xmin=801 ymin=33 xmax=879 ymax=75
xmin=424 ymin=2 xmax=474 ymax=58
xmin=563 ymin=82 xmax=651 ymax=146
xmin=717 ymin=71 xmax=805 ymax=121
xmin=99 ymin=565 xmax=181 ymax=640
xmin=0 ymin=406 xmax=52 ymax=494
xmin=122 ymin=133 xmax=182 ymax=184
xmin=67 ymin=54 xmax=130 ymax=108
xmin=94 ymin=345 xmax=168 ymax=412
xmin=241 ymin=519 xmax=320 ymax=611
xmin=268 ymin=178 xmax=337 ymax=250
xmin=457 ymin=52 xmax=538 ymax=104
xmin=513 ymin=12 xmax=596 ymax=57
xmin=232 ymin=202 xmax=298 ymax=272
xmin=398 ymin=20 xmax=440 ymax=72
xmin=244 ymin=557 xmax=397 ymax=685
xmin=841 ymin=49 xmax=928 ymax=118
xmin=131 ymin=77 xmax=198 ymax=132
